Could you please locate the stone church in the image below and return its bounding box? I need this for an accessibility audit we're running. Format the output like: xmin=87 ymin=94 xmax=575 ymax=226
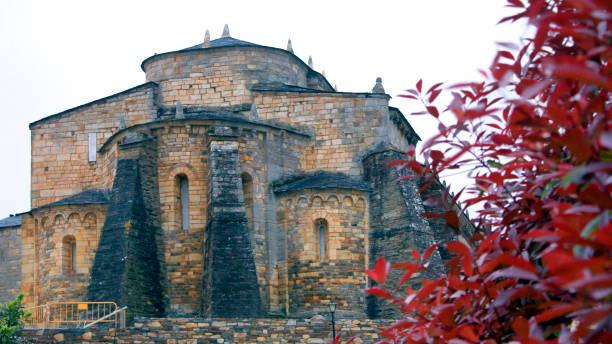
xmin=0 ymin=26 xmax=464 ymax=319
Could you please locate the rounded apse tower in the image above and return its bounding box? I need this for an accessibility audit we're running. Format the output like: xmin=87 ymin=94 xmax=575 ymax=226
xmin=141 ymin=27 xmax=333 ymax=108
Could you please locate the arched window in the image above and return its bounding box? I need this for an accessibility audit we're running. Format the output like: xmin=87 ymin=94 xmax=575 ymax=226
xmin=241 ymin=173 xmax=254 ymax=230
xmin=62 ymin=235 xmax=76 ymax=273
xmin=177 ymin=175 xmax=189 ymax=230
xmin=315 ymin=219 xmax=328 ymax=260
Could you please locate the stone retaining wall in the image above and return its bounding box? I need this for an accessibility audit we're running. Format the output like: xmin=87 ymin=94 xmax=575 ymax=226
xmin=21 ymin=317 xmax=394 ymax=343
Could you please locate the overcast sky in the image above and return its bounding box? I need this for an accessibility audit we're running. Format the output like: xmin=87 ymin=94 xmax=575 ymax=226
xmin=0 ymin=0 xmax=522 ymax=218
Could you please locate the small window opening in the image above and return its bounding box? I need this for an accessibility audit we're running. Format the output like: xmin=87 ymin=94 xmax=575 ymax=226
xmin=178 ymin=175 xmax=189 ymax=230
xmin=88 ymin=133 xmax=97 ymax=162
xmin=315 ymin=219 xmax=328 ymax=260
xmin=62 ymin=235 xmax=76 ymax=274
xmin=71 ymin=241 xmax=76 ymax=271
xmin=241 ymin=173 xmax=254 ymax=230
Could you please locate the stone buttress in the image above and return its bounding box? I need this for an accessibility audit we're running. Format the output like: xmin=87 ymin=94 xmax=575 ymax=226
xmin=363 ymin=148 xmax=443 ymax=318
xmin=201 ymin=127 xmax=263 ymax=317
xmin=87 ymin=136 xmax=165 ymax=317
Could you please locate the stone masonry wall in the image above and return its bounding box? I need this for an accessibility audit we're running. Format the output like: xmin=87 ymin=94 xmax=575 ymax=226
xmin=363 ymin=149 xmax=442 ymax=319
xmin=143 ymin=47 xmax=311 ymax=107
xmin=254 ymin=92 xmax=394 ymax=177
xmin=87 ymin=140 xmax=164 ymax=317
xmin=155 ymin=125 xmax=209 ymax=315
xmin=276 ymin=189 xmax=368 ymax=317
xmin=19 ymin=204 xmax=106 ymax=308
xmin=203 ymin=137 xmax=262 ymax=317
xmin=30 ymin=84 xmax=157 ymax=208
xmin=21 ymin=317 xmax=395 ymax=344
xmin=0 ymin=226 xmax=21 ymax=303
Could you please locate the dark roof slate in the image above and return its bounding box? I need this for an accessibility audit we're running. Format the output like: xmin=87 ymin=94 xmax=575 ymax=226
xmin=273 ymin=171 xmax=372 ymax=193
xmin=33 ymin=189 xmax=109 ymax=211
xmin=0 ymin=214 xmax=21 ymax=228
xmin=182 ymin=37 xmax=260 ymax=51
xmin=251 ymin=84 xmax=328 ymax=94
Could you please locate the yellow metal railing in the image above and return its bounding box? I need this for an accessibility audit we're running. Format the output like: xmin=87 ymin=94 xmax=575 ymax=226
xmin=24 ymin=302 xmax=120 ymax=329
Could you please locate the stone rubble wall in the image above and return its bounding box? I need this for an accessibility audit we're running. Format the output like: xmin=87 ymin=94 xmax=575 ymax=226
xmin=143 ymin=47 xmax=312 ymax=107
xmin=254 ymin=92 xmax=396 ymax=177
xmin=275 ymin=189 xmax=369 ymax=317
xmin=363 ymin=149 xmax=442 ymax=319
xmin=0 ymin=226 xmax=21 ymax=303
xmin=19 ymin=204 xmax=106 ymax=307
xmin=30 ymin=84 xmax=157 ymax=209
xmin=21 ymin=317 xmax=394 ymax=343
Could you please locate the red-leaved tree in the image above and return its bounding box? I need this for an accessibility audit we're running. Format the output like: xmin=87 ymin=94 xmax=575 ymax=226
xmin=365 ymin=0 xmax=612 ymax=343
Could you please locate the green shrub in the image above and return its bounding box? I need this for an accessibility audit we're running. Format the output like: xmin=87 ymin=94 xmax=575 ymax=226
xmin=0 ymin=294 xmax=30 ymax=344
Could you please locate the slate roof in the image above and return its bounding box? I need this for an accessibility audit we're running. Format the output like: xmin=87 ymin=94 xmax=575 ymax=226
xmin=273 ymin=171 xmax=372 ymax=193
xmin=182 ymin=37 xmax=260 ymax=51
xmin=33 ymin=189 xmax=109 ymax=211
xmin=0 ymin=214 xmax=21 ymax=228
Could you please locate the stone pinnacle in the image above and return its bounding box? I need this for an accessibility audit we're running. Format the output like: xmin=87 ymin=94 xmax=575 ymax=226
xmin=203 ymin=29 xmax=211 ymax=48
xmin=372 ymin=77 xmax=385 ymax=94
xmin=222 ymin=24 xmax=230 ymax=38
xmin=287 ymin=39 xmax=293 ymax=53
xmin=308 ymin=55 xmax=313 ymax=68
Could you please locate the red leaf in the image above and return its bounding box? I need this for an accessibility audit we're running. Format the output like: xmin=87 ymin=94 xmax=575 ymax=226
xmin=491 ymin=134 xmax=513 ymax=145
xmin=430 ymin=150 xmax=444 ymax=162
xmin=411 ymin=250 xmax=420 ymax=260
xmin=429 ymin=89 xmax=442 ymax=103
xmin=406 ymin=160 xmax=424 ymax=174
xmin=426 ymin=106 xmax=439 ymax=118
xmin=427 ymin=82 xmax=443 ymax=94
xmin=535 ymin=304 xmax=582 ymax=323
xmin=423 ymin=244 xmax=439 ymax=260
xmin=364 ymin=287 xmax=394 ymax=299
xmin=446 ymin=241 xmax=473 ymax=276
xmin=365 ymin=256 xmax=390 ymax=284
xmin=444 ymin=210 xmax=460 ymax=230
xmin=385 ymin=159 xmax=408 ymax=168
xmin=416 ymin=79 xmax=422 ymax=93
xmin=458 ymin=325 xmax=479 ymax=342
xmin=543 ymin=59 xmax=612 ymax=90
xmin=512 ymin=316 xmax=529 ymax=339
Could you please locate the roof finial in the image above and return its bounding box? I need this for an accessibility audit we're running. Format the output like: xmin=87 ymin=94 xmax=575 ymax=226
xmin=322 ymin=70 xmax=326 ymax=77
xmin=286 ymin=39 xmax=294 ymax=53
xmin=372 ymin=77 xmax=385 ymax=94
xmin=176 ymin=100 xmax=184 ymax=119
xmin=222 ymin=24 xmax=230 ymax=38
xmin=334 ymin=84 xmax=338 ymax=91
xmin=202 ymin=29 xmax=211 ymax=48
xmin=308 ymin=55 xmax=313 ymax=68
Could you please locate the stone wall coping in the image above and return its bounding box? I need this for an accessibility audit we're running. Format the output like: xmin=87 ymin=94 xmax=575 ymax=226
xmin=98 ymin=115 xmax=311 ymax=153
xmin=29 ymin=82 xmax=158 ymax=130
xmin=252 ymin=83 xmax=391 ymax=99
xmin=389 ymin=106 xmax=421 ymax=142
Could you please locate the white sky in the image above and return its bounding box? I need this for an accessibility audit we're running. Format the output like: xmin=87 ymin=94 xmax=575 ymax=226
xmin=0 ymin=0 xmax=522 ymax=218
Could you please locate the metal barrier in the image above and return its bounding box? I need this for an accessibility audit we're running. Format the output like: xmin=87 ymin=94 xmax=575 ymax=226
xmin=24 ymin=302 xmax=121 ymax=329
